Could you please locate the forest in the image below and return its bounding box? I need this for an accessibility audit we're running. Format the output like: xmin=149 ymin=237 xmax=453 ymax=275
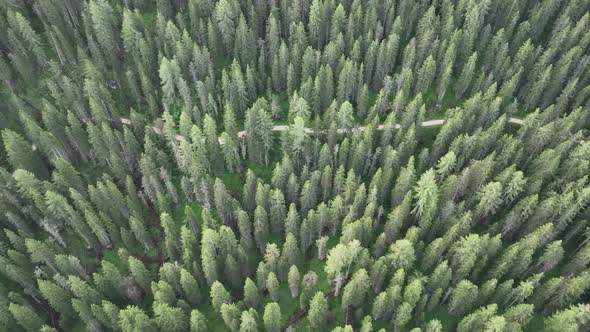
xmin=1 ymin=0 xmax=590 ymax=331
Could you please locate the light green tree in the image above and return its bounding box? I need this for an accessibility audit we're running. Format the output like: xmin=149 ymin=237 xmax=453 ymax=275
xmin=263 ymin=302 xmax=282 ymax=332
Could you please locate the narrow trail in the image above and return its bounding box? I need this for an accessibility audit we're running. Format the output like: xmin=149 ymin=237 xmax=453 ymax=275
xmin=118 ymin=116 xmax=526 ymax=144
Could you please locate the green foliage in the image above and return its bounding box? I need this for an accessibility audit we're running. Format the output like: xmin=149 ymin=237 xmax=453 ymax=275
xmin=1 ymin=0 xmax=590 ymax=331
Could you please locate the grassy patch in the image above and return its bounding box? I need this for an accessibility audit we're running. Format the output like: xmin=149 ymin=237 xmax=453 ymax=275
xmin=218 ymin=172 xmax=242 ymax=194
xmin=306 ymin=258 xmax=330 ymax=291
xmin=274 ymin=91 xmax=290 ymax=123
xmin=101 ymin=249 xmax=126 ymax=271
xmin=247 ymin=161 xmax=274 ymax=183
xmin=260 ymin=282 xmax=301 ymax=325
xmin=423 ymin=304 xmax=456 ymax=330
xmin=198 ymin=303 xmax=228 ymax=331
xmin=524 ymin=314 xmax=545 ymax=331
xmin=171 ymin=200 xmax=204 ymax=228
xmin=142 ymin=7 xmax=158 ymax=30
xmin=417 ymin=125 xmax=442 ymax=151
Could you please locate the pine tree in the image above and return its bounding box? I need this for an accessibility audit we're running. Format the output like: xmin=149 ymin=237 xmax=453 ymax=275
xmin=415 ymin=55 xmax=436 ymax=94
xmin=52 ymin=158 xmax=84 ymax=194
xmin=537 ymin=240 xmax=564 ymax=272
xmin=129 ymin=215 xmax=154 ymax=253
xmin=204 ymin=115 xmax=224 ymax=174
xmin=263 ymin=302 xmax=282 ymax=332
xmin=180 ymin=269 xmax=202 ymax=305
xmin=544 ymin=304 xmax=590 ymax=332
xmin=281 ymin=233 xmax=301 ymax=268
xmin=270 ymin=189 xmax=287 ymax=234
xmin=288 ymin=265 xmax=301 ymax=298
xmin=449 ymin=280 xmax=479 ymax=317
xmin=389 ymin=239 xmax=416 ymax=270
xmin=190 ymin=310 xmax=208 ymax=332
xmin=119 ymin=306 xmax=156 ymax=332
xmin=214 ymin=178 xmax=234 ymax=225
xmin=161 ymin=212 xmax=180 ymax=261
xmin=266 ymin=272 xmax=280 ymax=301
xmin=308 ymin=291 xmax=328 ymax=328
xmin=341 ymin=269 xmax=370 ymax=310
xmin=240 ymin=309 xmax=258 ymax=332
xmin=88 ymin=0 xmax=119 ymax=60
xmin=154 ymin=303 xmax=188 ymax=332
xmin=308 ymin=0 xmax=324 ymax=48
xmin=476 ymin=182 xmax=503 ymax=217
xmin=8 ymin=303 xmax=45 ymax=332
xmin=254 ymin=206 xmax=270 ymax=254
xmin=215 ymin=0 xmax=236 ymax=50
xmin=455 ymin=52 xmax=477 ymax=99
xmin=128 ymin=256 xmax=151 ymax=293
xmin=210 ymin=281 xmax=231 ymax=314
xmin=2 ymin=129 xmax=48 ymax=179
xmin=337 ymin=101 xmax=355 ymax=131
xmin=234 ymin=210 xmax=252 ymax=251
xmin=221 ymin=132 xmax=239 ymax=172
xmin=243 ymin=278 xmax=260 ymax=309
xmin=159 ymin=57 xmax=180 ymax=111
xmin=394 ymin=302 xmax=413 ymax=331
xmin=413 ymin=169 xmax=439 ymax=230
xmin=221 ymin=303 xmax=241 ymax=332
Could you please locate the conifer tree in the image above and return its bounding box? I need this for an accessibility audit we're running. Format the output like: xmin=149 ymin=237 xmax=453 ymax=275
xmin=154 ymin=303 xmax=188 ymax=332
xmin=266 ymin=272 xmax=280 ymax=302
xmin=215 ymin=0 xmax=236 ymax=50
xmin=119 ymin=306 xmax=155 ymax=332
xmin=263 ymin=302 xmax=281 ymax=332
xmin=239 ymin=309 xmax=258 ymax=332
xmin=221 ymin=303 xmax=241 ymax=332
xmin=243 ymin=278 xmax=260 ymax=309
xmin=180 ymin=269 xmax=202 ymax=305
xmin=9 ymin=303 xmax=45 ymax=332
xmin=455 ymin=52 xmax=477 ymax=99
xmin=449 ymin=280 xmax=479 ymax=317
xmin=190 ymin=310 xmax=208 ymax=332
xmin=2 ymin=129 xmax=48 ymax=179
xmin=308 ymin=291 xmax=328 ymax=328
xmin=254 ymin=206 xmax=270 ymax=254
xmin=342 ymin=269 xmax=370 ymax=310
xmin=210 ymin=281 xmax=231 ymax=314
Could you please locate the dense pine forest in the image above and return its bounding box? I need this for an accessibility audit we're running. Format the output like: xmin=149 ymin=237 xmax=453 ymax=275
xmin=1 ymin=0 xmax=590 ymax=331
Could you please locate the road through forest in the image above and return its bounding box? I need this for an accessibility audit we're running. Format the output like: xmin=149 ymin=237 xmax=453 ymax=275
xmin=119 ymin=116 xmax=526 ymax=144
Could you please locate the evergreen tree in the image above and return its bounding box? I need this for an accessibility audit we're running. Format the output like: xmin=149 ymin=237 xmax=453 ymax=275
xmin=221 ymin=303 xmax=241 ymax=332
xmin=154 ymin=303 xmax=188 ymax=332
xmin=180 ymin=269 xmax=202 ymax=305
xmin=161 ymin=212 xmax=180 ymax=261
xmin=239 ymin=309 xmax=258 ymax=332
xmin=288 ymin=265 xmax=301 ymax=298
xmin=9 ymin=303 xmax=45 ymax=332
xmin=341 ymin=269 xmax=370 ymax=310
xmin=119 ymin=306 xmax=156 ymax=332
xmin=308 ymin=291 xmax=328 ymax=328
xmin=2 ymin=129 xmax=48 ymax=179
xmin=190 ymin=310 xmax=208 ymax=332
xmin=449 ymin=280 xmax=479 ymax=317
xmin=455 ymin=52 xmax=477 ymax=99
xmin=254 ymin=206 xmax=270 ymax=254
xmin=243 ymin=278 xmax=260 ymax=309
xmin=215 ymin=0 xmax=236 ymax=50
xmin=210 ymin=281 xmax=231 ymax=314
xmin=266 ymin=272 xmax=280 ymax=302
xmin=263 ymin=302 xmax=282 ymax=332
xmin=415 ymin=55 xmax=436 ymax=94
